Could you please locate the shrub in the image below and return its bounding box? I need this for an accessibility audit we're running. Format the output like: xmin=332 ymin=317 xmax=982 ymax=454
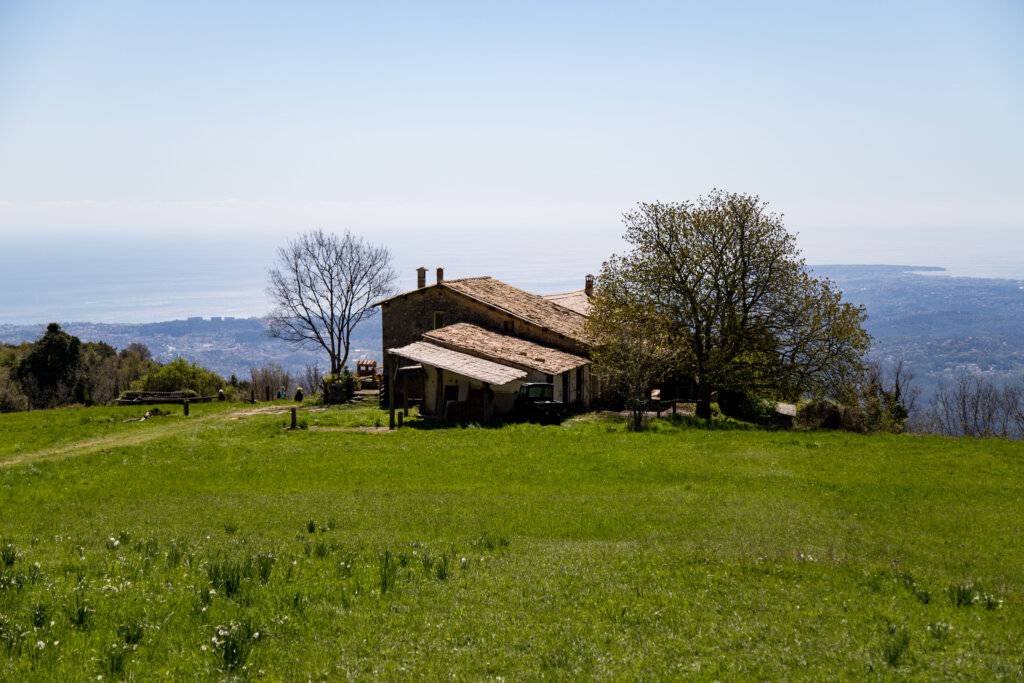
xmin=717 ymin=389 xmax=777 ymax=425
xmin=322 ymin=370 xmax=356 ymax=404
xmin=797 ymin=399 xmax=843 ymax=430
xmin=138 ymin=358 xmax=225 ymax=397
xmin=0 ymin=368 xmax=29 ymax=413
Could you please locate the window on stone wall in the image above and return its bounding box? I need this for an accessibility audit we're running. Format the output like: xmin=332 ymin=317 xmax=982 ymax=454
xmin=433 ymin=311 xmax=444 ymax=329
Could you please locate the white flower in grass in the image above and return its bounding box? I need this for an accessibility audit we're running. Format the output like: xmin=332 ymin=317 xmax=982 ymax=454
xmin=36 ymin=640 xmax=45 ymax=650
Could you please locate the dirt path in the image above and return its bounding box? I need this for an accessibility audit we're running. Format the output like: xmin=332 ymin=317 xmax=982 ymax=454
xmin=1 ymin=406 xmax=296 ymax=469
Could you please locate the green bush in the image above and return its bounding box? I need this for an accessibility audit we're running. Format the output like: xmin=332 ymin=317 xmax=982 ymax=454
xmin=322 ymin=369 xmax=356 ymax=404
xmin=796 ymin=399 xmax=844 ymax=430
xmin=137 ymin=358 xmax=225 ymax=396
xmin=0 ymin=367 xmax=29 ymax=413
xmin=717 ymin=389 xmax=777 ymax=425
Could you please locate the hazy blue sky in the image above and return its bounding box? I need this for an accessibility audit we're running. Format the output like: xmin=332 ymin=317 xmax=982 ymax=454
xmin=1 ymin=1 xmax=1021 ymax=268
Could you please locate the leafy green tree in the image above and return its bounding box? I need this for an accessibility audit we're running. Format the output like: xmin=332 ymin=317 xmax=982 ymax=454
xmin=139 ymin=358 xmax=225 ymax=396
xmin=590 ymin=191 xmax=870 ymax=419
xmin=15 ymin=323 xmax=82 ymax=408
xmin=587 ymin=260 xmax=678 ymax=430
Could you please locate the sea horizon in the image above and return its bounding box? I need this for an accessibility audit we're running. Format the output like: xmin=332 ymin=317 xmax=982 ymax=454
xmin=2 ymin=260 xmax=1022 ymax=328
xmin=2 ymin=230 xmax=1023 ymax=326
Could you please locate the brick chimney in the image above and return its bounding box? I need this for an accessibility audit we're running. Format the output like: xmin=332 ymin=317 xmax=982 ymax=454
xmin=436 ymin=267 xmax=444 ymax=284
xmin=416 ymin=266 xmax=427 ymax=289
xmin=584 ymin=274 xmax=594 ymax=296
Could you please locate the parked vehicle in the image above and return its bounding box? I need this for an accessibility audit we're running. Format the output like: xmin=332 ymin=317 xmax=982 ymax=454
xmin=514 ymin=383 xmax=564 ymax=423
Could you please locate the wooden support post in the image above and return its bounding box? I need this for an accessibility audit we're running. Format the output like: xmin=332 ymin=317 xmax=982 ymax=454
xmin=402 ymin=374 xmax=409 ymax=418
xmin=672 ymin=400 xmax=677 ymax=415
xmin=290 ymin=407 xmax=297 ymax=429
xmin=183 ymin=399 xmax=190 ymax=416
xmin=388 ymin=355 xmax=396 ymax=431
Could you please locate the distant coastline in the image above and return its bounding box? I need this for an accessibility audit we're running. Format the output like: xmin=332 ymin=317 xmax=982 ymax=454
xmin=2 ymin=265 xmax=1022 ymax=399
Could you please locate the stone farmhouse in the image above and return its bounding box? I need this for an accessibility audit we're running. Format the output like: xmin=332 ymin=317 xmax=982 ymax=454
xmin=378 ymin=267 xmax=596 ymax=421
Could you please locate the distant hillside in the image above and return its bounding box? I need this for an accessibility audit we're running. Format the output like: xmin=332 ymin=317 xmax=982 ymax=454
xmin=813 ymin=265 xmax=1024 ymax=397
xmin=0 ymin=317 xmax=382 ymax=379
xmin=4 ymin=265 xmax=1021 ymax=396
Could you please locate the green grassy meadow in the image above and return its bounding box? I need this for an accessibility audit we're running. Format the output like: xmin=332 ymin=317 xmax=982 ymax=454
xmin=1 ymin=402 xmax=1022 ymax=679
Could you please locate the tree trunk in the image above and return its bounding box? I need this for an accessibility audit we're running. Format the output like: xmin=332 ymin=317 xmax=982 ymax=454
xmin=695 ymin=383 xmax=713 ymax=422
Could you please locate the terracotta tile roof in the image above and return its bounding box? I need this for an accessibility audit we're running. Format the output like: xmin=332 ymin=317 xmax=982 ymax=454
xmin=424 ymin=323 xmax=589 ymax=375
xmin=388 ymin=341 xmax=527 ymax=386
xmin=441 ymin=277 xmax=590 ymax=343
xmin=543 ymin=289 xmax=592 ymax=316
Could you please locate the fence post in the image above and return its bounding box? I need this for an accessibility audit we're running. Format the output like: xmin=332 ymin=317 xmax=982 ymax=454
xmin=388 ymin=355 xmax=396 ymax=430
xmin=397 ymin=412 xmax=404 ymax=428
xmin=183 ymin=399 xmax=190 ymax=416
xmin=250 ymin=389 xmax=255 ymax=404
xmin=265 ymin=385 xmax=271 ymax=402
xmin=290 ymin=407 xmax=297 ymax=429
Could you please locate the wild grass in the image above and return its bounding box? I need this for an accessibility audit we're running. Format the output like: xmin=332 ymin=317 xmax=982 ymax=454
xmin=0 ymin=402 xmax=1022 ymax=678
xmin=0 ymin=401 xmax=242 ymax=463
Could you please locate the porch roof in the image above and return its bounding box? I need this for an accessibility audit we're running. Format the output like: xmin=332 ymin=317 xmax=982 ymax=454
xmin=424 ymin=323 xmax=589 ymax=375
xmin=388 ymin=341 xmax=527 ymax=386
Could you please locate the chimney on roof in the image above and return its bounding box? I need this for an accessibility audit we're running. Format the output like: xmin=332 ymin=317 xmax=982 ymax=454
xmin=416 ymin=266 xmax=427 ymax=289
xmin=436 ymin=267 xmax=444 ymax=284
xmin=585 ymin=274 xmax=594 ymax=296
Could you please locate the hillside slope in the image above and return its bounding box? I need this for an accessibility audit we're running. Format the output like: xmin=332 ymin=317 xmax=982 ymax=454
xmin=0 ymin=405 xmax=1021 ymax=679
xmin=814 ymin=265 xmax=1024 ymax=397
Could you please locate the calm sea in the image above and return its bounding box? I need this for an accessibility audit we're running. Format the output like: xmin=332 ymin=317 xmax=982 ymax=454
xmin=0 ymin=230 xmax=620 ymax=325
xmin=2 ymin=230 xmax=1022 ymax=326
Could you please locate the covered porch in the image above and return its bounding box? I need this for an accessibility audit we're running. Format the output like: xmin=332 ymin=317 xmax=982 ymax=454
xmin=387 ymin=341 xmax=527 ymax=422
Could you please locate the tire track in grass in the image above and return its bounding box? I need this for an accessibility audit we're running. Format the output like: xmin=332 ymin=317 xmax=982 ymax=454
xmin=1 ymin=406 xmax=295 ymax=469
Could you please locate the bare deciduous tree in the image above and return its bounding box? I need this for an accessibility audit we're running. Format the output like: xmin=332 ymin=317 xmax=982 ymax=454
xmin=267 ymin=229 xmax=396 ymax=375
xmin=250 ymin=363 xmax=293 ymax=399
xmin=919 ymin=373 xmax=1024 ymax=438
xmin=302 ymin=363 xmax=324 ymax=396
xmin=838 ymin=358 xmax=919 ymax=433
